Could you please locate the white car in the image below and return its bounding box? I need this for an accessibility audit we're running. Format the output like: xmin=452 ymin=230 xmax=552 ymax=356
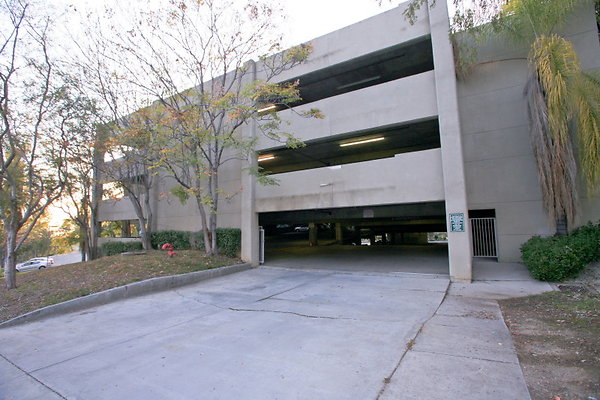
xmin=16 ymin=258 xmax=49 ymax=272
xmin=30 ymin=256 xmax=54 ymax=265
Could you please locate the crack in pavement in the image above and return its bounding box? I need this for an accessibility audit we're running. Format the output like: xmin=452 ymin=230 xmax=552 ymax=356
xmin=409 ymin=348 xmax=519 ymax=365
xmin=226 ymin=307 xmax=359 ymax=321
xmin=375 ymin=279 xmax=451 ymax=399
xmin=0 ymin=353 xmax=68 ymax=399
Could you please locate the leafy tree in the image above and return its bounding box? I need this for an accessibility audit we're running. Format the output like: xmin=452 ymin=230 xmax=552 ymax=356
xmin=0 ymin=0 xmax=74 ymax=289
xmin=76 ymin=0 xmax=321 ymax=256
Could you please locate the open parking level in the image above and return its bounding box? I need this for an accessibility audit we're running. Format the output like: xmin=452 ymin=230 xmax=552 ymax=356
xmin=264 ymin=242 xmax=449 ymax=274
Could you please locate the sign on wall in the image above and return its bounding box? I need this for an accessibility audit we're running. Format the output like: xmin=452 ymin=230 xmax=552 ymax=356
xmin=449 ymin=213 xmax=465 ymax=232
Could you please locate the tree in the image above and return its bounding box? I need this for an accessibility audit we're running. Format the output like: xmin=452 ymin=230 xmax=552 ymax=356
xmin=77 ymin=0 xmax=321 ymax=256
xmin=99 ymin=113 xmax=162 ymax=251
xmin=54 ymin=85 xmax=102 ymax=261
xmin=402 ymin=0 xmax=600 ymax=234
xmin=0 ymin=0 xmax=72 ymax=289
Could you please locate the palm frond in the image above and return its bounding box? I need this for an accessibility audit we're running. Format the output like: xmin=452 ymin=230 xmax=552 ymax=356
xmin=526 ymin=35 xmax=580 ymax=226
xmin=574 ymin=72 xmax=600 ymax=192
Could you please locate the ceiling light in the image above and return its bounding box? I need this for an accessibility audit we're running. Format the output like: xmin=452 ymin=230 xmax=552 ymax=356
xmin=339 ymin=137 xmax=385 ymax=147
xmin=257 ymin=104 xmax=277 ymax=113
xmin=258 ymin=154 xmax=275 ymax=162
xmin=337 ymin=75 xmax=381 ymax=90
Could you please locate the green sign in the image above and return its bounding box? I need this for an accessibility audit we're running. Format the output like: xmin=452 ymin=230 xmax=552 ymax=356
xmin=449 ymin=213 xmax=465 ymax=232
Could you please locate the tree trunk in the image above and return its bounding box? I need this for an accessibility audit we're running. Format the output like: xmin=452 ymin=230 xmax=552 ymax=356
xmin=556 ymin=214 xmax=568 ymax=236
xmin=4 ymin=228 xmax=18 ymax=289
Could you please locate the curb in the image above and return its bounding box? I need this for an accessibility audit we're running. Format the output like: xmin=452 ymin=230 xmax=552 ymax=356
xmin=0 ymin=263 xmax=252 ymax=329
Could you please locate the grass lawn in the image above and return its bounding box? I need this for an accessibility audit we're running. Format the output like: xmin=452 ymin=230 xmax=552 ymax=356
xmin=0 ymin=250 xmax=239 ymax=324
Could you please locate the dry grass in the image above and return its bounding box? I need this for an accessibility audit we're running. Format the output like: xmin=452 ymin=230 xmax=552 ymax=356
xmin=0 ymin=250 xmax=239 ymax=323
xmin=500 ymin=290 xmax=600 ymax=400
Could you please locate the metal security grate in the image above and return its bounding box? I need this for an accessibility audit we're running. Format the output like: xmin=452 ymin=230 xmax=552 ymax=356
xmin=259 ymin=226 xmax=265 ymax=265
xmin=470 ymin=218 xmax=498 ymax=258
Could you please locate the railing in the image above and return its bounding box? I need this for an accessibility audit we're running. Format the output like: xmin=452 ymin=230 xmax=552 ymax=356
xmin=470 ymin=217 xmax=498 ymax=258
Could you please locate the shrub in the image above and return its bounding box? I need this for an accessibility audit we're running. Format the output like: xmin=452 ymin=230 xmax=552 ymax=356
xmin=216 ymin=228 xmax=241 ymax=258
xmin=102 ymin=241 xmax=143 ymax=257
xmin=193 ymin=228 xmax=241 ymax=257
xmin=521 ymin=220 xmax=600 ymax=282
xmin=150 ymin=231 xmax=191 ymax=250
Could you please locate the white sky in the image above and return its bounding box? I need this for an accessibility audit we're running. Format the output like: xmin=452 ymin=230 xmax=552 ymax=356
xmin=280 ymin=0 xmax=397 ymax=47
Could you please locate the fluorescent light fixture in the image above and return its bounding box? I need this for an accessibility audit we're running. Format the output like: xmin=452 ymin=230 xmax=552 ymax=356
xmin=337 ymin=75 xmax=381 ymax=90
xmin=258 ymin=154 xmax=275 ymax=162
xmin=339 ymin=137 xmax=385 ymax=147
xmin=257 ymin=104 xmax=277 ymax=113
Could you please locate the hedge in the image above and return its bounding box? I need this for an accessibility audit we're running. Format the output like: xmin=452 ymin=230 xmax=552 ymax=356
xmin=520 ymin=221 xmax=600 ymax=281
xmin=152 ymin=228 xmax=241 ymax=257
xmin=102 ymin=241 xmax=143 ymax=257
xmin=150 ymin=231 xmax=191 ymax=250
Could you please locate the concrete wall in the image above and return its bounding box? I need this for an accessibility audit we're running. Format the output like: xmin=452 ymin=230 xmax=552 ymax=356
xmin=256 ymin=149 xmax=445 ymax=212
xmin=458 ymin=2 xmax=600 ymax=261
xmin=256 ymin=71 xmax=438 ymax=150
xmin=270 ymin=5 xmax=430 ymax=83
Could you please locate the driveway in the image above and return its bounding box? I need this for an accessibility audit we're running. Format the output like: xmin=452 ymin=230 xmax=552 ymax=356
xmin=0 ymin=267 xmax=449 ymax=399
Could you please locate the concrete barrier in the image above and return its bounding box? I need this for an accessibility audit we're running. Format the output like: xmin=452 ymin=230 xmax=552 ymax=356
xmin=0 ymin=263 xmax=252 ymax=328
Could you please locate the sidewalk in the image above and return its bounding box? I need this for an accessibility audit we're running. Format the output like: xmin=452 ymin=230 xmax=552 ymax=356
xmin=380 ymin=260 xmax=554 ymax=399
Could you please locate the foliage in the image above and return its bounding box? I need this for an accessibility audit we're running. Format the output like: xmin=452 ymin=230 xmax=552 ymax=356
xmin=101 ymin=241 xmax=143 ymax=257
xmin=150 ymin=231 xmax=191 ymax=250
xmin=521 ymin=221 xmax=600 ymax=281
xmin=214 ymin=228 xmax=242 ymax=258
xmin=157 ymin=228 xmax=241 ymax=257
xmin=73 ymin=0 xmax=319 ymax=257
xmin=52 ymin=219 xmax=80 ymax=254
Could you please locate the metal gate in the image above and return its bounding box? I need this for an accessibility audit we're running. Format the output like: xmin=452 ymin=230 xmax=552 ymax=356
xmin=470 ymin=217 xmax=498 ymax=258
xmin=259 ymin=226 xmax=265 ymax=265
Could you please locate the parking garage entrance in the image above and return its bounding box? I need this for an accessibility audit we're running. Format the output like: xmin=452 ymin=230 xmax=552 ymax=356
xmin=258 ymin=202 xmax=449 ymax=274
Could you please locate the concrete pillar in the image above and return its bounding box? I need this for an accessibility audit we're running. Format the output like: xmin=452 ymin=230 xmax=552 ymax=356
xmin=309 ymin=223 xmax=318 ymax=246
xmin=240 ymin=61 xmax=259 ymax=266
xmin=335 ymin=223 xmax=343 ymax=243
xmin=428 ymin=0 xmax=473 ymax=282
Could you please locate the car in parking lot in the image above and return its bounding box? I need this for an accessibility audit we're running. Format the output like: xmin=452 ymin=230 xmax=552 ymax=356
xmin=16 ymin=258 xmax=50 ymax=272
xmin=30 ymin=256 xmax=54 ymax=265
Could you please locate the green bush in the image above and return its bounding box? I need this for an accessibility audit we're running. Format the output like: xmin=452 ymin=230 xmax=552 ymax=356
xmin=216 ymin=228 xmax=241 ymax=257
xmin=193 ymin=228 xmax=241 ymax=257
xmin=101 ymin=241 xmax=143 ymax=257
xmin=150 ymin=231 xmax=191 ymax=250
xmin=521 ymin=220 xmax=600 ymax=281
xmin=149 ymin=229 xmax=241 ymax=257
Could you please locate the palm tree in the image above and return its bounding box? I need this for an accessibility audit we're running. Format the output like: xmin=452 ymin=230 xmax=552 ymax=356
xmin=491 ymin=0 xmax=600 ymax=234
xmin=403 ymin=0 xmax=599 ymax=234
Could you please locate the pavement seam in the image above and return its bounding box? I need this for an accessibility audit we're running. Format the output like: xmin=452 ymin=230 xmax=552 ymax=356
xmin=256 ymin=272 xmax=335 ymax=302
xmin=375 ymin=279 xmax=451 ymax=400
xmin=0 ymin=353 xmax=68 ymax=399
xmin=408 ymin=348 xmax=519 ymax=365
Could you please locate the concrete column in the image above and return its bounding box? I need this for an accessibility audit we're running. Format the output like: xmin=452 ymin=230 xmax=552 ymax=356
xmin=240 ymin=61 xmax=259 ymax=266
xmin=309 ymin=223 xmax=318 ymax=246
xmin=428 ymin=0 xmax=473 ymax=282
xmin=335 ymin=223 xmax=343 ymax=243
